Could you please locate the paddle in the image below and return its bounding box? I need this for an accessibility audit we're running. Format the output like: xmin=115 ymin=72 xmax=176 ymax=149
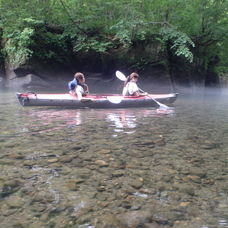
xmin=116 ymin=71 xmax=169 ymax=109
xmin=106 ymin=96 xmax=124 ymax=104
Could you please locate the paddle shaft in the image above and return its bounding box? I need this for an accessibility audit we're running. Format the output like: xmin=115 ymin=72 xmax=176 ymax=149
xmin=138 ymin=88 xmax=168 ymax=108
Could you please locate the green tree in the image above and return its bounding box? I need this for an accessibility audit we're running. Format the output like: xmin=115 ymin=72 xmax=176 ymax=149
xmin=0 ymin=0 xmax=227 ymax=85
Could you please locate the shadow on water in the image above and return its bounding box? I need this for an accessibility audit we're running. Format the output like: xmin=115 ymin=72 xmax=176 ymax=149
xmin=0 ymin=88 xmax=228 ymax=228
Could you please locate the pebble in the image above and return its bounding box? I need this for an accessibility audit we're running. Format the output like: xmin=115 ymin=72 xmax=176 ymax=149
xmin=8 ymin=154 xmax=24 ymax=159
xmin=117 ymin=211 xmax=152 ymax=227
xmin=180 ymin=187 xmax=195 ymax=196
xmin=99 ymin=149 xmax=111 ymax=154
xmin=67 ymin=183 xmax=79 ymax=191
xmin=6 ymin=197 xmax=24 ymax=208
xmin=187 ymin=175 xmax=201 ymax=183
xmin=112 ymin=170 xmax=125 ymax=177
xmin=131 ymin=180 xmax=143 ymax=189
xmin=94 ymin=160 xmax=109 ymax=167
xmin=59 ymin=156 xmax=73 ymax=163
xmin=180 ymin=202 xmax=191 ymax=207
xmin=3 ymin=180 xmax=22 ymax=188
xmin=0 ymin=159 xmax=15 ymax=165
xmin=47 ymin=158 xmax=59 ymax=163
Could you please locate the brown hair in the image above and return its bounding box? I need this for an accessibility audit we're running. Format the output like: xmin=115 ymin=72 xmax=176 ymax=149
xmin=74 ymin=72 xmax=84 ymax=83
xmin=124 ymin=72 xmax=139 ymax=87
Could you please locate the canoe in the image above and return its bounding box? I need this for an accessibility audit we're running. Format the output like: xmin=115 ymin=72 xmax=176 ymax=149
xmin=16 ymin=92 xmax=178 ymax=108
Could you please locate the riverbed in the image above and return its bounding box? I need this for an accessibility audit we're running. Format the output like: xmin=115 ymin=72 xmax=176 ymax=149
xmin=0 ymin=88 xmax=228 ymax=228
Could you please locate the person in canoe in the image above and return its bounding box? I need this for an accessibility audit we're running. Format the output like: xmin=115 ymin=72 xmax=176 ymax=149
xmin=69 ymin=72 xmax=94 ymax=102
xmin=122 ymin=72 xmax=148 ymax=96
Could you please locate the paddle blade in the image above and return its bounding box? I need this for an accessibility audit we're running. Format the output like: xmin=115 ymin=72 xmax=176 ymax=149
xmin=116 ymin=71 xmax=126 ymax=81
xmin=155 ymin=100 xmax=169 ymax=109
xmin=107 ymin=96 xmax=123 ymax=104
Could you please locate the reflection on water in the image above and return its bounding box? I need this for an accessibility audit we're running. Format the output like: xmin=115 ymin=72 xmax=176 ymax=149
xmin=106 ymin=108 xmax=175 ymax=136
xmin=14 ymin=106 xmax=175 ymax=136
xmin=0 ymin=90 xmax=228 ymax=228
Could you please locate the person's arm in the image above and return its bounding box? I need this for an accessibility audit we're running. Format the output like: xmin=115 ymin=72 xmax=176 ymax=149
xmin=84 ymin=84 xmax=89 ymax=94
xmin=134 ymin=83 xmax=148 ymax=96
xmin=130 ymin=83 xmax=147 ymax=96
xmin=133 ymin=90 xmax=140 ymax=96
xmin=138 ymin=91 xmax=148 ymax=96
xmin=79 ymin=97 xmax=94 ymax=102
xmin=76 ymin=87 xmax=94 ymax=102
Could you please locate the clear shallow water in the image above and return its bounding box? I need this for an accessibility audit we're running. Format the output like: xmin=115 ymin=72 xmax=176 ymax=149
xmin=0 ymin=89 xmax=228 ymax=228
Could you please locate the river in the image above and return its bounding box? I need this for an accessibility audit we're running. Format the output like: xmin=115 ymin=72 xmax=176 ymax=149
xmin=0 ymin=88 xmax=228 ymax=228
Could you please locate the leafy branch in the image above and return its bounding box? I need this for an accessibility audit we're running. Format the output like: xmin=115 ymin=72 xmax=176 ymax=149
xmin=160 ymin=27 xmax=195 ymax=63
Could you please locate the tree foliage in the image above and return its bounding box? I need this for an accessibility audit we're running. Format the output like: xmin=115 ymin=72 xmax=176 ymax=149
xmin=0 ymin=0 xmax=227 ymax=82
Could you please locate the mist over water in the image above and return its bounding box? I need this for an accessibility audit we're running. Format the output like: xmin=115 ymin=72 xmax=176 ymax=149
xmin=0 ymin=87 xmax=228 ymax=228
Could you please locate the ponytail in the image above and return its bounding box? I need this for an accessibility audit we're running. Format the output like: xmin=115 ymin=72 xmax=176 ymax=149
xmin=124 ymin=75 xmax=131 ymax=87
xmin=123 ymin=72 xmax=139 ymax=87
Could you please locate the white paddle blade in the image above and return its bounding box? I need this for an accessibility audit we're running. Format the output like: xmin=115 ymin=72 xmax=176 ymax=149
xmin=107 ymin=96 xmax=124 ymax=104
xmin=116 ymin=71 xmax=126 ymax=81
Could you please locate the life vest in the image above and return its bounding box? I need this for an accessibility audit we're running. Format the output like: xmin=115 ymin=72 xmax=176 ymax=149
xmin=68 ymin=78 xmax=77 ymax=92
